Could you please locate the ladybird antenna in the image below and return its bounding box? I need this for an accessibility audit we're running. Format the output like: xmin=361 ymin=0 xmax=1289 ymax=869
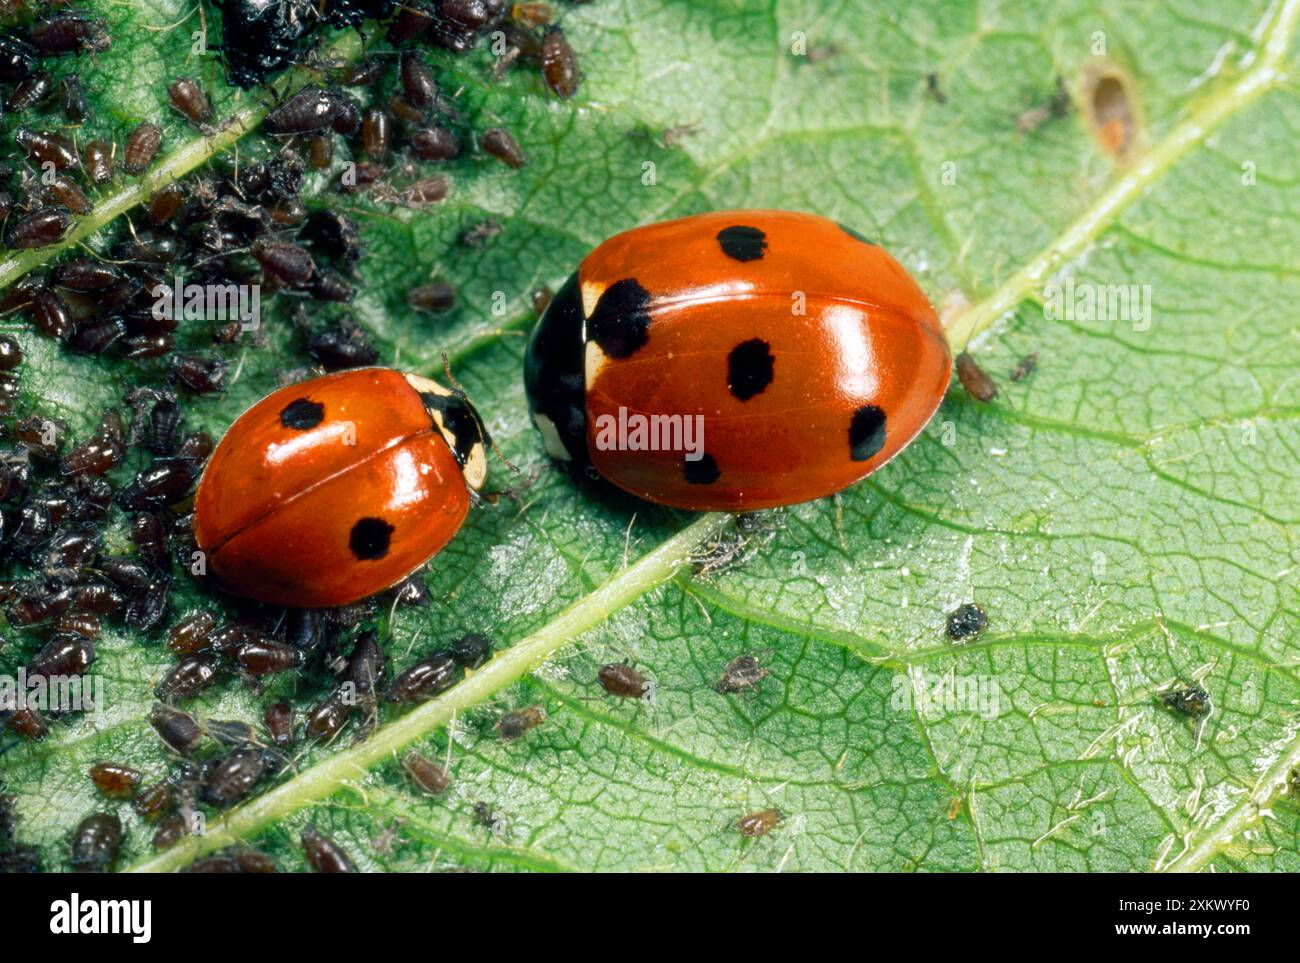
xmin=440 ymin=352 xmax=521 ymax=475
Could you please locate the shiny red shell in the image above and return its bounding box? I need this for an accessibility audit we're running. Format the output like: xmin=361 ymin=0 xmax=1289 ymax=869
xmin=524 ymin=210 xmax=951 ymax=511
xmin=193 ymin=368 xmax=470 ymax=608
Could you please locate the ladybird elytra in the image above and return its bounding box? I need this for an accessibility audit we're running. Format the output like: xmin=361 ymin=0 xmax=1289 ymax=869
xmin=193 ymin=367 xmax=487 ymax=608
xmin=524 ymin=210 xmax=951 ymax=511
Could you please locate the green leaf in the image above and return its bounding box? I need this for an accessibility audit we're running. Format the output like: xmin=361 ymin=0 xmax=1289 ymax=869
xmin=1 ymin=0 xmax=1297 ymax=873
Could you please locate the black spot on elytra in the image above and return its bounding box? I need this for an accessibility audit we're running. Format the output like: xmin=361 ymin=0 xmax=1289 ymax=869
xmin=848 ymin=405 xmax=887 ymax=461
xmin=588 ymin=278 xmax=652 ymax=359
xmin=349 ymin=517 xmax=394 ymax=560
xmin=280 ymin=398 xmax=324 ymax=430
xmin=727 ymin=338 xmax=774 ymax=401
xmin=837 ymin=222 xmax=876 ymax=245
xmin=717 ymin=225 xmax=767 ymax=261
xmin=684 ymin=453 xmax=720 ymax=485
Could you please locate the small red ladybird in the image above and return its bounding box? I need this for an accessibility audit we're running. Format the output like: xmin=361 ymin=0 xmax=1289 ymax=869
xmin=524 ymin=210 xmax=951 ymax=511
xmin=194 ymin=368 xmax=487 ymax=607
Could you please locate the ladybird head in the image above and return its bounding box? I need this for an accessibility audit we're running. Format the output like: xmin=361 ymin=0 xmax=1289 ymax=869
xmin=403 ymin=373 xmax=488 ymax=492
xmin=523 ymin=271 xmax=588 ymax=466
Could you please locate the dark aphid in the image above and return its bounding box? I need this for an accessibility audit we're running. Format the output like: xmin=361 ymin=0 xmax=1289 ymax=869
xmin=299 ymin=209 xmax=361 ymax=262
xmin=309 ymin=134 xmax=333 ymax=170
xmin=176 ymin=430 xmax=214 ymax=462
xmin=0 ymin=33 xmax=37 ymax=82
xmin=599 ymin=663 xmax=651 ymax=700
xmin=154 ymin=654 xmax=220 ymax=702
xmin=55 ymin=259 xmax=124 ymax=291
xmin=207 ymin=622 xmax=256 ymax=659
xmin=0 ymin=336 xmax=21 ymax=370
xmin=481 ymin=127 xmax=526 ymax=168
xmin=1010 ymin=352 xmax=1039 ymax=382
xmin=305 ymin=690 xmax=352 ymax=742
xmin=386 ymin=1 xmax=434 ymax=44
xmin=148 ymin=183 xmax=185 ymax=226
xmin=152 ymin=812 xmax=189 ymax=850
xmin=44 ymin=175 xmax=92 ymax=215
xmin=89 ymin=761 xmax=142 ymax=799
xmin=336 ymin=160 xmax=384 ymax=193
xmin=7 ymin=208 xmax=70 ymax=249
xmin=168 ymin=78 xmax=211 ymax=125
xmin=187 ymin=846 xmax=279 ymax=873
xmin=407 ymin=280 xmax=455 ymax=313
xmin=399 ymin=176 xmax=449 ymax=207
xmin=402 ymin=751 xmax=451 ymax=795
xmin=8 ymin=71 xmax=54 ymax=112
xmin=307 ymin=268 xmax=355 ymax=302
xmin=346 ymin=631 xmax=385 ymax=696
xmin=60 ymin=427 xmax=123 ymax=477
xmin=132 ymin=512 xmax=170 ymax=571
xmin=448 ymin=633 xmax=491 ymax=668
xmin=31 ymin=289 xmax=74 ymax=340
xmin=125 ymin=576 xmax=170 ymax=632
xmin=69 ymin=812 xmax=122 ymax=871
xmin=219 ymin=0 xmax=316 ymax=89
xmin=83 ymin=140 xmax=113 ymax=184
xmin=497 ymin=705 xmax=545 ymax=741
xmin=945 ymin=603 xmax=988 ymax=641
xmin=202 ymin=749 xmax=267 ymax=806
xmin=16 ymin=128 xmax=78 ymax=169
xmin=205 ymin=718 xmax=260 ymax=748
xmin=117 ymin=457 xmax=198 ymax=510
xmin=167 ymin=610 xmax=217 ymax=656
xmin=268 ymin=197 xmax=308 ymax=226
xmin=530 ymin=286 xmax=552 ymax=315
xmin=264 ymin=85 xmax=359 ymax=136
xmin=361 ymin=106 xmax=392 ymax=160
xmin=307 ymin=320 xmax=378 ymax=370
xmin=123 ymin=123 xmax=162 ymax=175
xmin=30 ymin=12 xmax=111 ymax=55
xmin=301 ymin=825 xmax=355 ymax=872
xmin=170 ymin=353 xmax=227 ymax=394
xmin=68 ymin=313 xmax=127 ymax=349
xmin=253 ymin=239 xmax=315 ymax=286
xmin=28 ymin=635 xmax=95 ymax=678
xmin=121 ymin=334 xmax=174 ymax=359
xmin=1162 ymin=682 xmax=1211 ymax=719
xmin=235 ymin=638 xmax=301 ymax=675
xmin=9 ymin=503 xmax=53 ymax=554
xmin=386 ymin=650 xmax=459 ymax=704
xmin=400 ymin=51 xmax=437 ymax=109
xmin=41 ymin=530 xmax=100 ymax=578
xmin=133 ymin=782 xmax=172 ymax=821
xmin=387 ymin=94 xmax=427 ymax=126
xmin=3 ymin=706 xmax=50 ymax=739
xmin=145 ymin=393 xmax=181 ymax=455
xmin=284 ymin=607 xmax=323 ymax=652
xmin=72 ymin=582 xmax=127 ymax=618
xmin=1 ymin=273 xmax=45 ymax=314
xmin=264 ymin=701 xmax=293 ymax=747
xmin=737 ymin=807 xmax=781 ymax=837
xmin=60 ymin=75 xmax=86 ymax=122
xmin=715 ymin=654 xmax=769 ymax=694
xmin=428 ymin=0 xmax=494 ymax=51
xmin=540 ymin=26 xmax=579 ymax=98
xmin=332 ymin=57 xmax=385 ymax=87
xmin=53 ymin=611 xmax=100 ymax=638
xmin=16 ymin=415 xmax=63 ymax=459
xmin=955 ymin=352 xmax=997 ymax=403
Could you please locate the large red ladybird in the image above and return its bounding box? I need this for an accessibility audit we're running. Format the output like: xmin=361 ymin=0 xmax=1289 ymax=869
xmin=524 ymin=210 xmax=951 ymax=511
xmin=193 ymin=368 xmax=487 ymax=608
